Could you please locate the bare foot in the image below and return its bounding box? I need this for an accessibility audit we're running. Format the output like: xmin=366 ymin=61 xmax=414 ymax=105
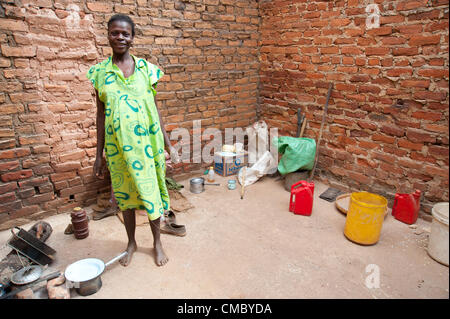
xmin=154 ymin=241 xmax=168 ymax=266
xmin=119 ymin=241 xmax=137 ymax=266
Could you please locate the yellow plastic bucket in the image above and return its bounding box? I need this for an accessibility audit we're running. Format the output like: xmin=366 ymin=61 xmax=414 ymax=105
xmin=344 ymin=192 xmax=388 ymax=245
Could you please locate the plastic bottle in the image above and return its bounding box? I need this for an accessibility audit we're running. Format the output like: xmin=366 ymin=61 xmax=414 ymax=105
xmin=207 ymin=166 xmax=215 ymax=182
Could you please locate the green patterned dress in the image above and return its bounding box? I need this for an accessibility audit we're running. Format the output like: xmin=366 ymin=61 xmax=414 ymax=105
xmin=87 ymin=55 xmax=169 ymax=221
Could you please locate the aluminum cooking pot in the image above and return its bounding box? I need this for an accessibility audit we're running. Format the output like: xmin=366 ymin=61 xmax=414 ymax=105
xmin=189 ymin=177 xmax=220 ymax=194
xmin=64 ymin=251 xmax=127 ymax=296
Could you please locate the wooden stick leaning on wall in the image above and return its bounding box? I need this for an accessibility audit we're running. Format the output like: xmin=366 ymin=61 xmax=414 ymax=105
xmin=299 ymin=118 xmax=307 ymax=138
xmin=308 ymin=83 xmax=333 ymax=182
xmin=240 ymin=166 xmax=246 ymax=200
xmin=296 ymin=108 xmax=302 ymax=138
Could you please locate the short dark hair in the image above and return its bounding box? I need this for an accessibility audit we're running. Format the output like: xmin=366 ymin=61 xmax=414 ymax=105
xmin=107 ymin=14 xmax=135 ymax=37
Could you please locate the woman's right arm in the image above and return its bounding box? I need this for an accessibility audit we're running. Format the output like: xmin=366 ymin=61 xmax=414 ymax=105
xmin=94 ymin=90 xmax=106 ymax=178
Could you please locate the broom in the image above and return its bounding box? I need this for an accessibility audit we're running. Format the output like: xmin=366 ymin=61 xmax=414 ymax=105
xmin=309 ymin=83 xmax=333 ymax=182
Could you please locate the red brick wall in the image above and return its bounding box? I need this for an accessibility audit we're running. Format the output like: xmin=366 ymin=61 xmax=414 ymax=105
xmin=1 ymin=0 xmax=449 ymax=228
xmin=0 ymin=0 xmax=260 ymax=228
xmin=259 ymin=0 xmax=449 ymax=213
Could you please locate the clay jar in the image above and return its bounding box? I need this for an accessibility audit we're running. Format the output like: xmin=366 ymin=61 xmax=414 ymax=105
xmin=71 ymin=207 xmax=89 ymax=240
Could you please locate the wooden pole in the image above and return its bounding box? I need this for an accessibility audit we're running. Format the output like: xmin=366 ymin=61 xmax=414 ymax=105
xmin=240 ymin=166 xmax=246 ymax=200
xmin=309 ymin=83 xmax=333 ymax=182
xmin=299 ymin=118 xmax=307 ymax=138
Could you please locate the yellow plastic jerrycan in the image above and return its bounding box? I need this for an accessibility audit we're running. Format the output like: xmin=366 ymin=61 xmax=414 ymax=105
xmin=344 ymin=192 xmax=388 ymax=245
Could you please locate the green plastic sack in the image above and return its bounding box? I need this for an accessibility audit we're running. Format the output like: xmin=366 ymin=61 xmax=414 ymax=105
xmin=165 ymin=177 xmax=184 ymax=190
xmin=273 ymin=136 xmax=316 ymax=175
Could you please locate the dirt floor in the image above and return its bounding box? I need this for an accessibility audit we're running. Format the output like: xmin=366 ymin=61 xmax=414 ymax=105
xmin=0 ymin=175 xmax=448 ymax=299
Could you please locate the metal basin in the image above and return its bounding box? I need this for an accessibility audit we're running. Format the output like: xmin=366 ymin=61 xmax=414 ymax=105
xmin=64 ymin=252 xmax=127 ymax=296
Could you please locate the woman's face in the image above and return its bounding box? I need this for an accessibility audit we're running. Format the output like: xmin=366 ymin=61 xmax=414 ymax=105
xmin=108 ymin=20 xmax=134 ymax=55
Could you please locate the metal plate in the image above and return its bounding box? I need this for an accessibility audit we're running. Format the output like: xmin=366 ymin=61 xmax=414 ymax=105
xmin=11 ymin=265 xmax=43 ymax=285
xmin=65 ymin=258 xmax=105 ymax=283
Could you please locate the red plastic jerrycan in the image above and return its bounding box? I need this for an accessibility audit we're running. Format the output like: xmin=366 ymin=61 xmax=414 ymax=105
xmin=289 ymin=180 xmax=315 ymax=216
xmin=392 ymin=190 xmax=421 ymax=224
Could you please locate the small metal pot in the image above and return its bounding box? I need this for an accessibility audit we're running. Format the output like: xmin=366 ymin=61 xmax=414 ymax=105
xmin=190 ymin=177 xmax=205 ymax=193
xmin=74 ymin=272 xmax=102 ymax=297
xmin=65 ymin=252 xmax=127 ymax=296
xmin=190 ymin=177 xmax=220 ymax=193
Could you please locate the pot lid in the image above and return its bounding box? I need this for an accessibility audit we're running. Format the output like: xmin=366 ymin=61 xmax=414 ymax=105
xmin=11 ymin=265 xmax=43 ymax=285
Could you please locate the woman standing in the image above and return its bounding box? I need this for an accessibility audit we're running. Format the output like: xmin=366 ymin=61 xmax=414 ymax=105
xmin=87 ymin=14 xmax=176 ymax=266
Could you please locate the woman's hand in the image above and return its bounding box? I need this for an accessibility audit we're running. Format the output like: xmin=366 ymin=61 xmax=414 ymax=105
xmin=169 ymin=146 xmax=180 ymax=164
xmin=93 ymin=157 xmax=106 ymax=179
xmin=164 ymin=150 xmax=174 ymax=171
xmin=165 ymin=146 xmax=180 ymax=171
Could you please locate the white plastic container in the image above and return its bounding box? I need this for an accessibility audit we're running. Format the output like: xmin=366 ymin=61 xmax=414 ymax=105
xmin=428 ymin=202 xmax=449 ymax=266
xmin=207 ymin=166 xmax=215 ymax=183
